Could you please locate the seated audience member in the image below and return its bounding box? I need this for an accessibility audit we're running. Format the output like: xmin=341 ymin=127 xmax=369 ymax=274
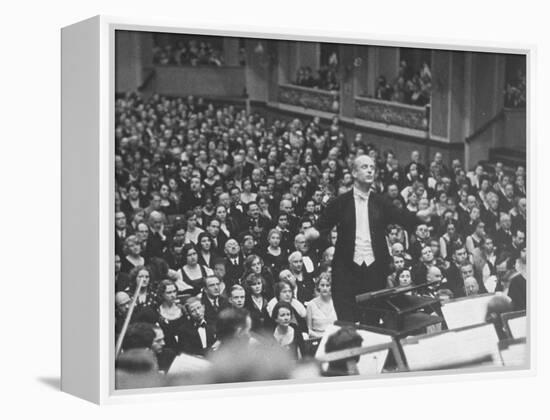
xmin=125 ymin=266 xmax=158 ymax=313
xmin=177 ymin=244 xmax=214 ymax=296
xmin=240 ymin=254 xmax=274 ymax=298
xmin=223 ymin=238 xmax=245 ymax=287
xmin=263 ymin=228 xmax=287 ymax=277
xmin=146 ymin=211 xmax=168 ymax=259
xmin=271 ymin=301 xmax=305 ymax=361
xmin=395 ymin=268 xmax=414 ymax=288
xmin=244 ymin=273 xmax=272 ymax=334
xmin=196 ymin=232 xmax=218 ymax=269
xmin=294 ymin=233 xmax=319 ymax=275
xmin=228 ymin=284 xmax=246 ymax=309
xmin=412 ymin=245 xmax=436 ymax=286
xmin=460 ymin=262 xmax=487 ymax=294
xmin=115 ymin=291 xmax=132 ymax=336
xmin=201 ymin=275 xmax=230 ymax=325
xmin=156 ymin=279 xmax=187 ymax=352
xmin=306 ymin=273 xmax=337 ymax=339
xmin=463 ymin=276 xmax=480 ymax=297
xmin=387 ymin=254 xmax=407 ymax=288
xmin=179 ymin=297 xmax=217 ymax=356
xmin=121 ymin=235 xmax=146 ymax=274
xmin=288 ymin=251 xmax=315 ymax=303
xmin=267 ymin=279 xmax=307 ymax=332
xmin=115 ymin=254 xmax=131 ymax=292
xmin=445 ymin=246 xmax=470 ymax=298
xmin=502 ymin=229 xmax=525 ymax=262
xmin=472 ymin=237 xmax=497 ymax=292
xmin=465 ymin=220 xmax=486 ymax=255
xmin=183 ymin=210 xmax=205 ymax=245
xmin=494 ymin=213 xmax=514 ymax=250
xmin=322 ymin=327 xmax=364 ymax=377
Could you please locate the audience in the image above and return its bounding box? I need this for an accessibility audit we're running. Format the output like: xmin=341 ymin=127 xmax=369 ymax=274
xmin=153 ymin=38 xmax=225 ymax=67
xmin=114 ymin=91 xmax=527 ymax=384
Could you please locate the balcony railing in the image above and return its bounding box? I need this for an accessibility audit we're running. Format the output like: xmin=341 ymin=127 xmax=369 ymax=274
xmin=354 ymin=96 xmax=429 ymax=131
xmin=278 ymin=84 xmax=340 ymax=114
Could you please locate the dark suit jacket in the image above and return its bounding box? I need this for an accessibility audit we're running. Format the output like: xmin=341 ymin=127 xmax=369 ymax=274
xmin=201 ymin=294 xmax=230 ymax=325
xmin=444 ymin=263 xmax=465 ymax=298
xmin=315 ymin=189 xmax=418 ymax=279
xmin=177 ymin=319 xmax=216 ymax=356
xmin=224 ymin=255 xmax=245 ymax=287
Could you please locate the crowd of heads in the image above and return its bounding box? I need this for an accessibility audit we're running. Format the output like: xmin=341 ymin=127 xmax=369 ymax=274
xmin=152 ymin=37 xmax=227 ymax=67
xmin=374 ymin=59 xmax=432 ymax=106
xmin=294 ymin=65 xmax=340 ymax=91
xmin=114 ymin=91 xmax=526 ymax=385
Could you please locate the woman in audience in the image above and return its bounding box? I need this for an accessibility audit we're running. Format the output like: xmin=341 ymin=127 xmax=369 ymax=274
xmin=244 ymin=273 xmax=272 ymax=334
xmin=267 ymin=279 xmax=307 ymax=333
xmin=271 ymin=301 xmax=305 ymax=361
xmin=241 ymin=254 xmax=274 ymax=299
xmin=240 ymin=178 xmax=257 ymax=205
xmin=158 ymin=183 xmax=177 ymax=215
xmin=395 ymin=267 xmax=414 ymax=288
xmin=196 ymin=232 xmax=217 ymax=269
xmin=156 ymin=279 xmax=186 ymax=352
xmin=126 ymin=265 xmax=157 ymax=311
xmin=214 ymin=204 xmax=236 ymax=241
xmin=176 ymin=243 xmax=213 ymax=296
xmin=263 ymin=229 xmax=287 ymax=277
xmin=465 ymin=220 xmax=486 ymax=255
xmin=183 ymin=210 xmax=204 ymax=245
xmin=439 ymin=220 xmax=459 ymax=261
xmin=306 ymin=273 xmax=337 ymax=339
xmin=121 ymin=235 xmax=146 ymax=274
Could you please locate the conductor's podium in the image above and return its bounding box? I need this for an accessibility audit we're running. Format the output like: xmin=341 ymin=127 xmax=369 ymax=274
xmin=355 ymin=283 xmax=443 ymax=337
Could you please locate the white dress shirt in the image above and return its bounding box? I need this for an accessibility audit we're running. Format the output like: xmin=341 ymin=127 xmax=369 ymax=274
xmin=353 ymin=188 xmax=375 ymax=266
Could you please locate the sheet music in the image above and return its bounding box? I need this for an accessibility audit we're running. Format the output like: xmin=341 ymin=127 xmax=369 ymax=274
xmin=402 ymin=323 xmax=502 ymax=371
xmin=508 ymin=316 xmax=527 ymax=339
xmin=167 ymin=353 xmax=211 ymax=376
xmin=441 ymin=294 xmax=494 ymax=329
xmin=315 ymin=325 xmax=393 ymax=375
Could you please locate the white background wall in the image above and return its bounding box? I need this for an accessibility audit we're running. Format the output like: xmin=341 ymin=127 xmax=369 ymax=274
xmin=1 ymin=0 xmax=547 ymax=417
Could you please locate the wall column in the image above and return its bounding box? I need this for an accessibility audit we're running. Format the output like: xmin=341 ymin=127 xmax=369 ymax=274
xmin=223 ymin=37 xmax=240 ymax=66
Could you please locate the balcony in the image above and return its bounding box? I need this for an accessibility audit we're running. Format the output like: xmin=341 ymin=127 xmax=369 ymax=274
xmin=278 ymin=84 xmax=340 ymax=114
xmin=354 ymin=96 xmax=429 ymax=131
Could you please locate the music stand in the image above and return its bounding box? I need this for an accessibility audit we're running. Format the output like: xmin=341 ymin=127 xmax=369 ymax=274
xmin=316 ymin=323 xmax=406 ymax=375
xmin=355 ymin=283 xmax=443 ymax=338
xmin=440 ymin=293 xmax=495 ymax=329
xmin=501 ymin=310 xmax=527 ymax=339
xmin=498 ymin=337 xmax=528 ymax=367
xmin=399 ymin=322 xmax=502 ymax=371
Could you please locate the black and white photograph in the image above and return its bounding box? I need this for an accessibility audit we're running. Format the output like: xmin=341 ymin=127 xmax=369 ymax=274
xmin=113 ymin=29 xmax=528 ymax=390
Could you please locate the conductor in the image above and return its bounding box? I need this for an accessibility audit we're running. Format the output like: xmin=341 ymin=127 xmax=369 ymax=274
xmin=305 ymin=155 xmax=431 ymax=323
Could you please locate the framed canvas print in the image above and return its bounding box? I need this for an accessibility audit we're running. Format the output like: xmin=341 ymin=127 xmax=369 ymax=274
xmin=61 ymin=15 xmax=532 ymax=404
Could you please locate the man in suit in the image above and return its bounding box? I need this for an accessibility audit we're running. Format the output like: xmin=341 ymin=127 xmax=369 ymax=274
xmin=178 ymin=297 xmax=216 ymax=356
xmin=305 ymin=155 xmax=430 ymax=322
xmin=201 ymin=275 xmax=230 ymax=325
xmin=115 ymin=211 xmax=128 ymax=257
xmin=223 ymin=238 xmax=244 ymax=287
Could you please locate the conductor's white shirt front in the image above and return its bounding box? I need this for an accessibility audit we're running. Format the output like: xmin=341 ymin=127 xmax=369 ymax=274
xmin=353 ymin=188 xmax=375 ymax=266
